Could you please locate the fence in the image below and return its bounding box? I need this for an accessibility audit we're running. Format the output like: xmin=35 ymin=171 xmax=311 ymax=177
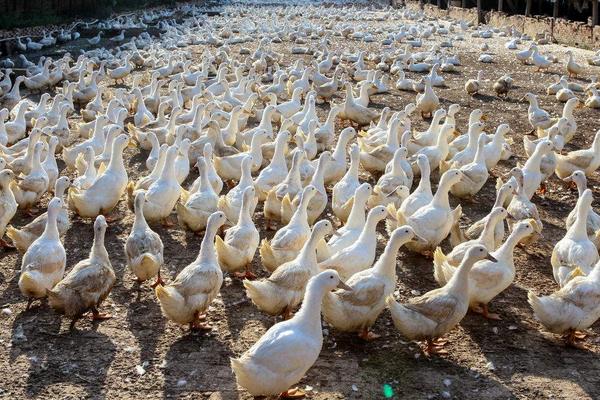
xmin=398 ymin=0 xmax=600 ymax=48
xmin=405 ymin=0 xmax=599 ymax=25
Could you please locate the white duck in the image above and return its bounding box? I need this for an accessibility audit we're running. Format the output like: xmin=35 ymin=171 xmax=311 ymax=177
xmin=528 ymin=260 xmax=600 ymax=348
xmin=254 ymin=131 xmax=290 ymax=201
xmin=11 ymin=142 xmax=49 ymax=214
xmin=327 ymin=183 xmax=371 ymax=256
xmin=551 ymin=189 xmax=599 ymax=287
xmin=318 ymin=206 xmax=388 ymax=281
xmin=260 ymin=186 xmax=317 ymax=272
xmin=435 ymin=220 xmax=536 ymax=320
xmin=155 ymin=211 xmax=226 ymax=330
xmin=323 ymin=226 xmax=421 ymax=340
xmin=524 ymin=93 xmax=553 ymax=131
xmin=244 ymin=220 xmax=333 ymax=318
xmin=368 ymin=147 xmax=410 ymax=209
xmin=449 ymin=134 xmax=489 ymax=199
xmin=177 ymin=157 xmax=219 ymax=232
xmin=216 ymin=187 xmax=260 ymax=279
xmin=332 ymin=144 xmax=361 ymax=223
xmin=555 ymin=130 xmax=600 ymax=179
xmin=125 ymin=192 xmax=165 ymax=287
xmin=7 ymin=176 xmax=70 ymax=254
xmin=563 ymin=171 xmax=600 ymax=247
xmin=0 ymin=169 xmax=17 ymax=248
xmin=68 ymin=134 xmax=131 ymax=219
xmin=387 ymin=245 xmax=496 ymax=354
xmin=18 ymin=198 xmax=66 ymax=308
xmin=389 ymin=169 xmax=463 ymax=255
xmin=218 ymin=155 xmax=257 ymax=224
xmin=231 ymin=269 xmax=350 ymax=398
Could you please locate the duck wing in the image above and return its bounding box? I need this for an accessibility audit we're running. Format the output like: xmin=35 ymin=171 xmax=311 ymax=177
xmin=405 ymin=289 xmax=459 ymax=324
xmin=335 ymin=275 xmax=385 ymax=307
xmin=268 ymin=266 xmax=312 ymax=290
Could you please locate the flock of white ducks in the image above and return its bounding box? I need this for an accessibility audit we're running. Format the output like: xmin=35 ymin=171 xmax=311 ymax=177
xmin=1 ymin=2 xmax=600 ymax=397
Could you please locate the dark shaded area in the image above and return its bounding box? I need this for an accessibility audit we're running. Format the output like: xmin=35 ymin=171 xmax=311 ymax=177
xmin=0 ymin=0 xmax=178 ymax=30
xmin=418 ymin=0 xmax=598 ymax=24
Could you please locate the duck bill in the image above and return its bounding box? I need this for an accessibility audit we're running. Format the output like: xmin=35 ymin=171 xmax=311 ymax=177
xmin=485 ymin=254 xmax=498 ymax=262
xmin=412 ymin=233 xmax=428 ymax=244
xmin=331 ymin=230 xmax=342 ymax=237
xmin=337 ymin=281 xmax=352 ymax=291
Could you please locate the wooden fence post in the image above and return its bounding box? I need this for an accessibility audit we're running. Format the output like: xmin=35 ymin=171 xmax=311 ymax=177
xmin=525 ymin=0 xmax=532 ymax=15
xmin=462 ymin=0 xmax=467 ymax=8
xmin=593 ymin=0 xmax=598 ymax=26
xmin=553 ymin=0 xmax=559 ymax=18
xmin=498 ymin=0 xmax=504 ymax=12
xmin=477 ymin=0 xmax=482 ymax=23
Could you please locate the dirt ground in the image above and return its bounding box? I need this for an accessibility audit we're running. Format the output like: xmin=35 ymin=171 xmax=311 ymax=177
xmin=1 ymin=3 xmax=600 ymax=400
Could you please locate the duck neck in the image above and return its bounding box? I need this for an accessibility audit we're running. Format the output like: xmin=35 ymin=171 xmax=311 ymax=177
xmin=199 ymin=163 xmax=213 ymax=191
xmin=271 ymin=137 xmax=287 ymax=169
xmin=473 ymin=142 xmax=485 ymax=165
xmin=10 ymin=78 xmax=22 ymax=98
xmin=310 ymin=157 xmax=327 ymax=190
xmin=106 ymin=143 xmax=125 ymax=174
xmin=525 ymin=147 xmax=545 ymax=170
xmin=445 ymin=256 xmax=474 ymax=295
xmin=575 ymin=180 xmax=586 ymax=197
xmin=431 ymin=178 xmax=451 ymax=208
xmin=568 ymin=202 xmax=590 ymax=240
xmin=249 ymin=136 xmax=264 ymax=162
xmin=563 ymin=102 xmax=575 ymax=118
xmin=225 ymin=108 xmax=240 ymax=133
xmin=332 ymin=134 xmax=350 ymax=161
xmin=191 ymin=104 xmax=204 ymax=127
xmin=197 ymin=222 xmax=219 ymax=263
xmin=93 ymin=118 xmax=106 ymax=140
xmin=495 ymin=229 xmax=524 ymax=263
xmin=258 ymin=109 xmax=272 ymax=131
xmin=494 ymin=188 xmax=508 ymax=208
xmin=91 ymin=226 xmax=109 ymax=262
xmin=41 ymin=207 xmax=60 ymax=241
xmin=287 ymin=156 xmax=302 ymax=186
xmin=238 ymin=161 xmax=253 ymax=188
xmin=346 ymin=154 xmax=359 ymax=179
xmin=357 ymin=214 xmax=380 ymax=242
xmin=429 ymin=113 xmax=443 ymax=131
xmin=293 ymin=278 xmax=326 ymax=335
xmin=592 ymin=133 xmax=600 ymax=152
xmin=374 ymin=236 xmax=406 ymax=279
xmin=238 ymin=195 xmax=253 ymax=226
xmin=385 ymin=120 xmax=400 ymax=147
xmin=480 ymin=214 xmax=499 ymax=243
xmin=492 ymin=129 xmax=505 ymax=146
xmin=133 ymin=201 xmax=150 ymax=231
xmin=16 ymin=104 xmax=27 ymax=122
xmin=435 ymin=128 xmax=449 ymax=153
xmin=291 ymin=194 xmax=311 ymax=225
xmin=416 ymin=163 xmax=431 ymax=193
xmin=298 ymin=230 xmax=322 ymax=265
xmin=323 ymin=107 xmax=339 ymax=129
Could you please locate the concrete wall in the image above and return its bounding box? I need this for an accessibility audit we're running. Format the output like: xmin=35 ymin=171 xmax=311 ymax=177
xmin=400 ymin=1 xmax=598 ymax=49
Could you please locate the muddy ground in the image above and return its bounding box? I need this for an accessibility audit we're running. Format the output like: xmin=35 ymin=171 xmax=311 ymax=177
xmin=1 ymin=4 xmax=600 ymax=400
